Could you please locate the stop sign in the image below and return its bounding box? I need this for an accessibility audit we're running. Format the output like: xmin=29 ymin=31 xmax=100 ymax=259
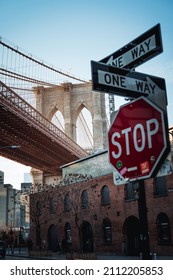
xmin=108 ymin=97 xmax=170 ymax=181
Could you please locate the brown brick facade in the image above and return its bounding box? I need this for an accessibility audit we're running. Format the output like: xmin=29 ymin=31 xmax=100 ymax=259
xmin=30 ymin=171 xmax=173 ymax=257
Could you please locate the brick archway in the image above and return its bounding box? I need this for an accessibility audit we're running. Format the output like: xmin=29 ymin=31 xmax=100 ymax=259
xmin=123 ymin=216 xmax=140 ymax=256
xmin=80 ymin=221 xmax=94 ymax=253
xmin=47 ymin=224 xmax=58 ymax=251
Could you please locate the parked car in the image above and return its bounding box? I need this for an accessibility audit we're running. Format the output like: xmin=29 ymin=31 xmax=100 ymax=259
xmin=0 ymin=240 xmax=6 ymax=258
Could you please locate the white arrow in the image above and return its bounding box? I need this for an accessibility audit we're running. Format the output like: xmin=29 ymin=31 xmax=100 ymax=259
xmin=146 ymin=77 xmax=166 ymax=110
xmin=146 ymin=77 xmax=165 ymax=95
xmin=105 ymin=34 xmax=156 ymax=68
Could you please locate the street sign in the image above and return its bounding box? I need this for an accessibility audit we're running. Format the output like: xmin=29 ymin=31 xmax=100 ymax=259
xmin=100 ymin=24 xmax=163 ymax=69
xmin=91 ymin=60 xmax=166 ymax=100
xmin=108 ymin=97 xmax=170 ymax=181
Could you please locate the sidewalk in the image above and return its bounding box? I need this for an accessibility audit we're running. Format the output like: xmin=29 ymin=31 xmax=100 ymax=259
xmin=6 ymin=247 xmax=173 ymax=260
xmin=6 ymin=247 xmax=66 ymax=260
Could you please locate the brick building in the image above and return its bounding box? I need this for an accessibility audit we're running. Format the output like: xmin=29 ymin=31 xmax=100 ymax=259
xmin=30 ymin=150 xmax=173 ymax=257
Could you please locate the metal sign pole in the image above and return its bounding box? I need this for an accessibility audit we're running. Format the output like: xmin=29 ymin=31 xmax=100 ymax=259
xmin=137 ymin=180 xmax=152 ymax=259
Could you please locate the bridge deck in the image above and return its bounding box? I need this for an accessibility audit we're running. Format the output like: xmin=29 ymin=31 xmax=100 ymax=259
xmin=0 ymin=82 xmax=87 ymax=175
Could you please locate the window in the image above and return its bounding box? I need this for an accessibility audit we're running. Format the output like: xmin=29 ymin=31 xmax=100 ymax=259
xmin=102 ymin=218 xmax=112 ymax=243
xmin=125 ymin=182 xmax=139 ymax=201
xmin=0 ymin=174 xmax=3 ymax=184
xmin=154 ymin=177 xmax=167 ymax=197
xmin=81 ymin=190 xmax=89 ymax=209
xmin=64 ymin=193 xmax=71 ymax=211
xmin=156 ymin=213 xmax=171 ymax=245
xmin=65 ymin=223 xmax=72 ymax=244
xmin=101 ymin=185 xmax=110 ymax=205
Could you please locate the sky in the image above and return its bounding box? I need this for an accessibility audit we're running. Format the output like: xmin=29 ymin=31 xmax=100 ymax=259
xmin=0 ymin=0 xmax=173 ymax=189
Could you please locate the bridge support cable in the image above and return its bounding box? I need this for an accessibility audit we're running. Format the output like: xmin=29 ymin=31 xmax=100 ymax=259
xmin=52 ymin=113 xmax=65 ymax=132
xmin=0 ymin=38 xmax=90 ymax=92
xmin=78 ymin=111 xmax=93 ymax=149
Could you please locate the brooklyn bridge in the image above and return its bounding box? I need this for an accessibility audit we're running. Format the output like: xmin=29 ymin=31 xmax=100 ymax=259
xmin=0 ymin=38 xmax=173 ymax=179
xmin=0 ymin=38 xmax=108 ymax=178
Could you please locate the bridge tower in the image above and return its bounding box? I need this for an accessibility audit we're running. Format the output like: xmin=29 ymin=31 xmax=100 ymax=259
xmin=31 ymin=82 xmax=108 ymax=185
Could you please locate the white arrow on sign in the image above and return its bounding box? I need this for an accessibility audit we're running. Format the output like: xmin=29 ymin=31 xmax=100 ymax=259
xmin=100 ymin=23 xmax=163 ymax=70
xmin=104 ymin=35 xmax=157 ymax=68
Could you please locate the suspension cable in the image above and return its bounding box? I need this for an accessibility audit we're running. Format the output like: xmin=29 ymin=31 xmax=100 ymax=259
xmin=79 ymin=111 xmax=93 ymax=147
xmin=0 ymin=38 xmax=90 ymax=84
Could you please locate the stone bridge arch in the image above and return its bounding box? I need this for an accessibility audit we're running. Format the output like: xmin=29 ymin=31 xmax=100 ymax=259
xmin=34 ymin=82 xmax=107 ymax=152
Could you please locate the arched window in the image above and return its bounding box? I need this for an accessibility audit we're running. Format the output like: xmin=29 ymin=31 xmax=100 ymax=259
xmin=125 ymin=181 xmax=139 ymax=201
xmin=81 ymin=190 xmax=89 ymax=209
xmin=101 ymin=185 xmax=110 ymax=205
xmin=64 ymin=193 xmax=71 ymax=211
xmin=156 ymin=213 xmax=171 ymax=244
xmin=64 ymin=223 xmax=72 ymax=245
xmin=154 ymin=177 xmax=167 ymax=197
xmin=102 ymin=218 xmax=112 ymax=243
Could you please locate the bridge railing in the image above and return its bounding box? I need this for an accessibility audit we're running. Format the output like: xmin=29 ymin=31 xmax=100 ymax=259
xmin=0 ymin=81 xmax=87 ymax=158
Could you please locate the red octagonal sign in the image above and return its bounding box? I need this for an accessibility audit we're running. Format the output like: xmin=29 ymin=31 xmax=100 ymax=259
xmin=108 ymin=97 xmax=170 ymax=181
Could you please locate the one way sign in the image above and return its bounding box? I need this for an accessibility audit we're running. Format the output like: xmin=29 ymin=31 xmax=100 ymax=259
xmin=91 ymin=60 xmax=166 ymax=100
xmin=100 ymin=23 xmax=162 ymax=70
